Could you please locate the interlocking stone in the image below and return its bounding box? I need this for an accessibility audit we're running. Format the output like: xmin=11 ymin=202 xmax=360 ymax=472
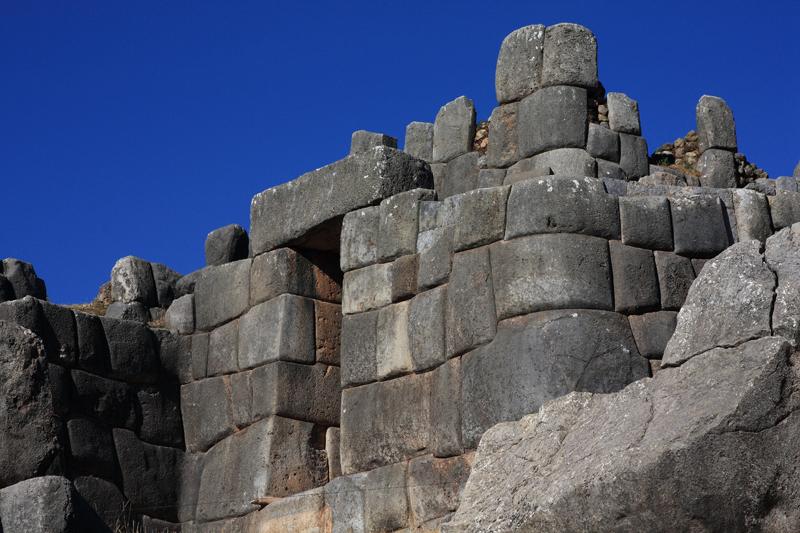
xmin=404 ymin=121 xmax=434 ymax=161
xmin=619 ymin=196 xmax=673 ymax=250
xmin=696 ymin=95 xmax=737 ymax=152
xmin=417 ymin=226 xmax=453 ymax=290
xmin=376 ymin=301 xmax=413 ymax=380
xmin=586 ymin=123 xmax=620 ymax=161
xmin=629 ymin=311 xmax=679 ymax=359
xmin=111 ymin=256 xmax=158 ymax=306
xmin=73 ymin=475 xmax=126 ymax=528
xmin=100 ymin=317 xmax=159 ymax=383
xmin=0 ymin=476 xmax=102 ymax=532
xmin=670 ymin=195 xmax=730 ymax=256
xmin=67 ymin=417 xmax=116 ymax=476
xmin=341 ymin=309 xmax=378 ymax=387
xmin=326 ymin=427 xmax=342 ymax=480
xmin=732 ymin=189 xmax=772 ymax=242
xmin=408 ymin=286 xmax=446 ymax=372
xmin=165 ymin=294 xmax=194 ymax=334
xmin=607 ymin=92 xmax=641 ymax=135
xmin=491 ymin=233 xmax=613 ymax=319
xmin=250 ymin=247 xmax=339 ymax=306
xmin=447 ymin=186 xmax=510 ymax=252
xmin=541 ymin=23 xmax=598 ymax=88
xmin=486 ymin=103 xmax=519 ymax=167
xmin=205 ymin=224 xmax=249 ymax=267
xmin=105 ymin=301 xmax=149 ymax=323
xmin=518 ymin=85 xmax=587 ymax=158
xmin=445 ymin=247 xmax=497 ymax=357
xmin=432 ymin=96 xmax=476 ymax=163
xmin=697 ymin=148 xmax=736 ymax=188
xmin=238 ymin=294 xmax=315 ymax=369
xmin=477 ymin=168 xmax=507 ymax=188
xmin=602 ymin=176 xmax=628 ymax=196
xmin=350 ymin=130 xmax=397 ymax=155
xmin=775 ymin=176 xmax=798 ymax=192
xmin=378 ymin=189 xmax=435 ymax=261
xmin=194 ymin=258 xmax=251 ymax=331
xmin=765 ymin=225 xmax=800 ymax=346
xmin=495 ymin=24 xmax=545 ymax=103
xmin=440 ymin=151 xmax=481 ymax=199
xmin=654 ymin=251 xmax=696 ymax=311
xmin=430 ymin=356 xmax=463 ymax=457
xmin=597 ymin=159 xmax=625 ymax=180
xmin=609 ymin=241 xmax=660 ymax=314
xmin=340 ymin=206 xmax=380 ymax=272
xmin=768 ymin=190 xmax=800 ymax=230
xmin=207 ymin=319 xmax=239 ymax=376
xmin=408 ymin=455 xmax=471 ymax=526
xmin=514 ymin=148 xmax=596 ymax=177
xmin=180 ymin=376 xmax=234 ymax=452
xmin=191 ymin=332 xmax=209 ymax=380
xmin=1 ymin=258 xmax=47 ymax=300
xmin=136 ymin=386 xmax=183 ymax=447
xmin=315 ymin=300 xmax=341 ymax=366
xmin=619 ymin=133 xmax=649 ymax=179
xmin=342 ymin=262 xmax=392 ymax=314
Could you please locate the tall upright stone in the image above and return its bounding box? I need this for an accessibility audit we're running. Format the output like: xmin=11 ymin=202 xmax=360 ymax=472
xmin=495 ymin=24 xmax=545 ymax=104
xmin=350 ymin=130 xmax=397 ymax=155
xmin=696 ymin=95 xmax=737 ymax=153
xmin=541 ymin=23 xmax=598 ymax=88
xmin=110 ymin=256 xmax=158 ymax=307
xmin=607 ymin=93 xmax=640 ymax=135
xmin=432 ymin=96 xmax=476 ymax=163
xmin=205 ymin=224 xmax=249 ymax=267
xmin=404 ymin=122 xmax=434 ymax=161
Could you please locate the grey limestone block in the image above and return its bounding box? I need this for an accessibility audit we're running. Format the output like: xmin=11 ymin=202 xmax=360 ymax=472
xmin=362 ymin=463 xmax=410 ymax=531
xmin=775 ymin=175 xmax=798 ymax=192
xmin=609 ymin=241 xmax=660 ymax=313
xmin=602 ymin=176 xmax=628 ymax=196
xmin=376 ymin=301 xmax=413 ymax=380
xmin=768 ymin=190 xmax=800 ymax=230
xmin=430 ymin=162 xmax=447 ymax=193
xmin=495 ymin=24 xmax=545 ymax=104
xmin=205 ymin=224 xmax=249 ymax=267
xmin=165 ymin=293 xmax=194 ymax=335
xmin=515 ymin=148 xmax=596 ymax=177
xmin=404 ymin=121 xmax=434 ymax=161
xmin=503 ymin=167 xmax=553 ymax=186
xmin=342 ymin=262 xmax=392 ymax=314
xmin=250 ymin=146 xmax=432 ymax=255
xmin=586 ymin=123 xmax=620 ymax=161
xmin=432 ymin=96 xmax=476 ymax=163
xmin=445 ymin=247 xmax=497 ymax=357
xmin=324 ymin=472 xmax=368 ymax=531
xmin=315 ymin=300 xmax=341 ymax=366
xmin=491 ymin=233 xmax=613 ymax=320
xmin=340 ymin=206 xmax=380 ymax=272
xmin=408 ymin=455 xmax=471 ymax=526
xmin=341 ymin=309 xmax=378 ymax=387
xmin=765 ymin=224 xmax=800 ymax=346
xmin=340 ymin=372 xmax=431 ymax=474
xmin=418 ymin=200 xmax=444 ymax=232
xmin=100 ymin=317 xmax=159 ymax=383
xmin=66 ymin=417 xmax=116 ymax=476
xmin=448 ymin=186 xmax=510 ymax=252
xmin=478 ymin=168 xmax=507 ymax=188
xmin=417 ymin=226 xmax=453 ymax=290
xmin=194 ymin=258 xmax=251 ymax=331
xmin=440 ymin=151 xmax=480 ymax=199
xmin=654 ymin=251 xmax=696 ymax=311
xmin=250 ymin=247 xmax=340 ymax=306
xmin=505 ymin=176 xmax=620 ymax=240
xmin=430 ymin=356 xmax=463 ymax=457
xmin=378 ymin=188 xmax=435 ymax=262
xmin=137 ymin=387 xmax=184 ymax=448
xmin=696 ymin=94 xmax=737 ymax=153
xmin=745 ymin=177 xmax=775 ymax=196
xmin=390 ymin=253 xmax=418 ymax=302
xmin=206 ymin=318 xmax=239 ymax=376
xmin=409 ymin=285 xmax=446 ymax=372
xmin=619 ymin=196 xmax=673 ymax=250
xmin=350 ymin=130 xmax=397 ymax=155
xmin=697 ymin=148 xmax=736 ymax=188
xmin=71 ymin=369 xmax=136 ymax=429
xmin=619 ymin=133 xmax=649 ymax=180
xmin=518 ymin=85 xmax=588 ymax=158
xmin=237 ymin=294 xmax=315 ymax=369
xmin=607 ymin=92 xmax=641 ymax=135
xmin=597 ymin=160 xmax=626 ymax=181
xmin=180 ymin=376 xmax=234 ymax=452
xmin=541 ymin=23 xmax=598 ymax=88
xmin=111 ymin=255 xmax=158 ymax=306
xmin=105 ymin=301 xmax=149 ymax=323
xmin=733 ymin=189 xmax=772 ymax=242
xmin=628 ymin=311 xmax=678 ymax=359
xmin=670 ymin=195 xmax=730 ymax=256
xmin=326 ymin=427 xmax=342 ymax=480
xmin=487 ymin=103 xmax=519 ymax=168
xmin=460 ymin=309 xmax=647 ymax=449
xmin=191 ymin=332 xmax=209 ymax=380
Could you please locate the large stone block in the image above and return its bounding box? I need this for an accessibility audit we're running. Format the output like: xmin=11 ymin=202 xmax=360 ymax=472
xmin=0 ymin=476 xmax=101 ymax=533
xmin=375 ymin=301 xmax=413 ymax=380
xmin=445 ymin=247 xmax=497 ymax=357
xmin=654 ymin=251 xmax=696 ymax=311
xmin=111 ymin=256 xmax=157 ymax=306
xmin=619 ymin=133 xmax=649 ymax=179
xmin=619 ymin=196 xmax=673 ymax=250
xmin=340 ymin=372 xmax=431 ymax=474
xmin=430 ymin=357 xmax=463 ymax=457
xmin=586 ymin=123 xmax=620 ymax=162
xmin=71 ymin=369 xmax=137 ymax=429
xmin=1 ymin=258 xmax=46 ymax=300
xmin=696 ymin=94 xmax=737 ymax=152
xmin=495 ymin=24 xmax=545 ymax=103
xmin=196 ymin=416 xmax=327 ymax=522
xmin=512 ymin=148 xmax=596 ymax=177
xmin=100 ymin=317 xmax=159 ymax=383
xmin=247 ymin=486 xmax=326 ymax=533
xmin=775 ymin=175 xmax=798 ymax=192
xmin=164 ymin=294 xmax=194 ymax=335
xmin=136 ymin=386 xmax=183 ymax=448
xmin=206 ymin=319 xmax=238 ymax=376
xmin=75 ymin=311 xmax=110 ymax=374
xmin=350 ymin=130 xmax=397 ymax=155
xmin=768 ymin=190 xmax=800 ymax=230
xmin=326 ymin=427 xmax=342 ymax=480
xmin=205 ymin=224 xmax=249 ymax=267
xmin=541 ymin=23 xmax=598 ymax=88
xmin=151 ymin=262 xmax=182 ymax=308
xmin=697 ymin=148 xmax=736 ymax=188
xmin=250 ymin=247 xmax=339 ymax=306
xmin=155 ymin=329 xmax=192 ymax=384
xmin=448 ymin=186 xmax=510 ymax=252
xmin=194 ymin=258 xmax=251 ymax=331
xmin=105 ymin=301 xmax=149 ymax=323
xmin=66 ymin=417 xmax=116 ymax=477
xmin=417 ymin=226 xmax=453 ymax=290
xmin=378 ymin=189 xmax=435 ymax=261
xmin=408 ymin=455 xmax=471 ymax=526
xmin=363 ymin=463 xmax=410 ymax=531
xmin=765 ymin=225 xmax=800 ymax=346
xmin=250 ymin=147 xmax=432 ymax=255
xmin=404 ymin=121 xmax=434 ymax=161
xmin=342 ymin=263 xmax=392 ymax=314
xmin=340 ymin=206 xmax=380 ymax=272
xmin=607 ymin=92 xmax=641 ymax=135
xmin=37 ymin=300 xmax=79 ymax=365
xmin=238 ymin=294 xmax=315 ymax=369
xmin=491 ymin=234 xmax=613 ymax=320
xmin=486 ymin=103 xmax=519 ymax=168
xmin=409 ymin=286 xmax=446 ymax=372
xmin=315 ymin=300 xmax=341 ymax=366
xmin=180 ymin=376 xmax=234 ymax=452
xmin=341 ymin=310 xmax=378 ymax=387
xmin=597 ymin=159 xmax=625 ymax=181
xmin=73 ymin=475 xmax=126 ymax=528
xmin=432 ymin=96 xmax=476 ymax=163
xmin=733 ymin=189 xmax=772 ymax=242
xmin=477 ymin=168 xmax=507 ymax=188
xmin=518 ymin=85 xmax=587 ymax=158
xmin=461 ymin=309 xmax=647 ymax=448
xmin=191 ymin=332 xmax=208 ymax=380
xmin=670 ymin=195 xmax=730 ymax=257
xmin=439 ymin=151 xmax=480 ymax=199
xmin=628 ymin=311 xmax=678 ymax=359
xmin=505 ymin=176 xmax=619 ymax=240
xmin=609 ymin=241 xmax=660 ymax=314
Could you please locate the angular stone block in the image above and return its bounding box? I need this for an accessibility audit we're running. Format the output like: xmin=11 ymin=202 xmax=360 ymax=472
xmin=764 ymin=225 xmax=800 ymax=346
xmin=326 ymin=427 xmax=342 ymax=480
xmin=408 ymin=455 xmax=471 ymax=526
xmin=111 ymin=256 xmax=157 ymax=306
xmin=75 ymin=311 xmax=110 ymax=373
xmin=315 ymin=300 xmax=341 ymax=366
xmin=207 ymin=319 xmax=238 ymax=376
xmin=340 ymin=372 xmax=431 ymax=474
xmin=461 ymin=309 xmax=647 ymax=448
xmin=541 ymin=23 xmax=598 ymax=88
xmin=495 ymin=24 xmax=545 ymax=103
xmin=191 ymin=332 xmax=208 ymax=380
xmin=505 ymin=176 xmax=619 ymax=240
xmin=238 ymin=294 xmax=315 ymax=369
xmin=486 ymin=103 xmax=519 ymax=168
xmin=440 ymin=151 xmax=480 ymax=199
xmin=491 ymin=234 xmax=613 ymax=320
xmin=696 ymin=94 xmax=737 ymax=152
xmin=154 ymin=329 xmax=192 ymax=384
xmin=432 ymin=96 xmax=476 ymax=163
xmin=417 ymin=226 xmax=453 ymax=290
xmin=105 ymin=301 xmax=148 ymax=323
xmin=376 ymin=301 xmax=413 ymax=380
xmin=619 ymin=133 xmax=649 ymax=179
xmin=445 ymin=247 xmax=497 ymax=357
xmin=447 ymin=186 xmax=510 ymax=252
xmin=350 ymin=130 xmax=397 ymax=155
xmin=404 ymin=121 xmax=434 ymax=161
xmin=73 ymin=475 xmax=126 ymax=528
xmin=37 ymin=300 xmax=79 ymax=365
xmin=409 ymin=286 xmax=446 ymax=372
xmin=586 ymin=123 xmax=620 ymax=161
xmin=205 ymin=224 xmax=249 ymax=267
xmin=654 ymin=251 xmax=697 ymax=311
xmin=698 ymin=148 xmax=736 ymax=188
xmin=340 ymin=206 xmax=380 ymax=272
xmin=165 ymin=293 xmax=194 ymax=335
xmin=180 ymin=376 xmax=234 ymax=452
xmin=769 ymin=190 xmax=800 ymax=230
xmin=100 ymin=317 xmax=159 ymax=383
xmin=518 ymin=85 xmax=587 ymax=158
xmin=477 ymin=168 xmax=507 ymax=188
xmin=607 ymin=92 xmax=641 ymax=135
xmin=609 ymin=241 xmax=660 ymax=313
xmin=670 ymin=196 xmax=730 ymax=256
xmin=619 ymin=196 xmax=673 ymax=250
xmin=597 ymin=159 xmax=625 ymax=180
xmin=151 ymin=262 xmax=181 ymax=309
xmin=378 ymin=188 xmax=435 ymax=261
xmin=602 ymin=176 xmax=628 ymax=196
xmin=67 ymin=417 xmax=115 ymax=476
xmin=71 ymin=369 xmax=137 ymax=429
xmin=324 ymin=472 xmax=368 ymax=532
xmin=250 ymin=247 xmax=339 ymax=306
xmin=1 ymin=258 xmax=46 ymax=300
xmin=516 ymin=148 xmax=596 ymax=177
xmin=430 ymin=357 xmax=463 ymax=457
xmin=137 ymin=386 xmax=183 ymax=448
xmin=247 ymin=487 xmax=326 ymax=532
xmin=342 ymin=263 xmax=392 ymax=314
xmin=251 ymin=147 xmax=432 ymax=254
xmin=628 ymin=311 xmax=678 ymax=359
xmin=0 ymin=476 xmax=96 ymax=533
xmin=418 ymin=200 xmax=444 ymax=232
xmin=194 ymin=258 xmax=251 ymax=331
xmin=341 ymin=310 xmax=378 ymax=387
xmin=733 ymin=189 xmax=772 ymax=242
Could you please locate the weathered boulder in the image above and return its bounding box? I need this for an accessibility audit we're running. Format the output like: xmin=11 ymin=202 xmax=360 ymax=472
xmin=495 ymin=24 xmax=545 ymax=104
xmin=518 ymin=85 xmax=587 ymax=158
xmin=696 ymin=94 xmax=737 ymax=153
xmin=350 ymin=130 xmax=397 ymax=155
xmin=765 ymin=223 xmax=800 ymax=346
xmin=205 ymin=224 xmax=249 ymax=267
xmin=698 ymin=148 xmax=736 ymax=188
xmin=432 ymin=96 xmax=476 ymax=163
xmin=164 ymin=294 xmax=194 ymax=334
xmin=404 ymin=121 xmax=434 ymax=161
xmin=150 ymin=262 xmax=182 ymax=308
xmin=110 ymin=256 xmax=158 ymax=307
xmin=486 ymin=103 xmax=519 ymax=168
xmin=586 ymin=123 xmax=619 ymax=161
xmin=1 ymin=258 xmax=46 ymax=300
xmin=606 ymin=92 xmax=640 ymax=135
xmin=541 ymin=23 xmax=597 ymax=88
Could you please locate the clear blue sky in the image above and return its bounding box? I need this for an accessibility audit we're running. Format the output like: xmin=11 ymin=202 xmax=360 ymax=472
xmin=2 ymin=1 xmax=799 ymax=303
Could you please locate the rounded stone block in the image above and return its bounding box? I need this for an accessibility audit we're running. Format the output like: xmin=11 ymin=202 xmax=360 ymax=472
xmin=696 ymin=95 xmax=737 ymax=153
xmin=541 ymin=23 xmax=598 ymax=88
xmin=486 ymin=103 xmax=519 ymax=168
xmin=404 ymin=121 xmax=434 ymax=161
xmin=619 ymin=196 xmax=673 ymax=251
xmin=697 ymin=148 xmax=736 ymax=189
xmin=518 ymin=85 xmax=588 ymax=158
xmin=495 ymin=24 xmax=545 ymax=104
xmin=607 ymin=92 xmax=641 ymax=135
xmin=205 ymin=224 xmax=249 ymax=267
xmin=432 ymin=96 xmax=476 ymax=163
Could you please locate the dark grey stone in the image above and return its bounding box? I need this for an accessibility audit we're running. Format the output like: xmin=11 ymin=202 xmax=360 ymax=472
xmin=432 ymin=96 xmax=476 ymax=163
xmin=448 ymin=186 xmax=510 ymax=252
xmin=111 ymin=256 xmax=157 ymax=306
xmin=105 ymin=301 xmax=149 ymax=323
xmin=150 ymin=262 xmax=182 ymax=308
xmin=516 ymin=148 xmax=596 ymax=177
xmin=619 ymin=133 xmax=649 ymax=179
xmin=408 ymin=286 xmax=446 ymax=372
xmin=37 ymin=300 xmax=79 ymax=365
xmin=238 ymin=294 xmax=315 ymax=369
xmin=518 ymin=85 xmax=587 ymax=158
xmin=495 ymin=24 xmax=545 ymax=103
xmin=378 ymin=189 xmax=435 ymax=261
xmin=340 ymin=206 xmax=380 ymax=272
xmin=0 ymin=274 xmax=14 ymax=302
xmin=445 ymin=247 xmax=497 ymax=357
xmin=670 ymin=195 xmax=730 ymax=257
xmin=602 ymin=176 xmax=628 ymax=196
xmin=697 ymin=148 xmax=736 ymax=188
xmin=609 ymin=241 xmax=659 ymax=313
xmin=607 ymin=92 xmax=641 ymax=135
xmin=491 ymin=234 xmax=613 ymax=320
xmin=190 ymin=332 xmax=208 ymax=380
xmin=733 ymin=189 xmax=772 ymax=242
xmin=0 ymin=476 xmax=97 ymax=533
xmin=154 ymin=329 xmax=192 ymax=384
xmin=404 ymin=121 xmax=434 ymax=161
xmin=164 ymin=293 xmax=194 ymax=334
xmin=205 ymin=224 xmax=249 ymax=267
xmin=440 ymin=151 xmax=480 ymax=199
xmin=477 ymin=168 xmax=507 ymax=188
xmin=746 ymin=177 xmax=776 ymax=195
xmin=408 ymin=455 xmax=470 ymax=525
xmin=1 ymin=258 xmax=46 ymax=300
xmin=653 ymin=251 xmax=696 ymax=311
xmin=768 ymin=190 xmax=800 ymax=230
xmin=137 ymin=386 xmax=184 ymax=448
xmin=629 ymin=311 xmax=678 ymax=359
xmin=341 ymin=309 xmax=378 ymax=387
xmin=73 ymin=475 xmax=126 ymax=528
xmin=180 ymin=376 xmax=234 ymax=452
xmin=486 ymin=103 xmax=519 ymax=168
xmin=619 ymin=196 xmax=673 ymax=250
xmin=206 ymin=319 xmax=238 ymax=376
xmin=193 ymin=258 xmax=251 ymax=331
xmin=586 ymin=123 xmax=619 ymax=161
xmin=417 ymin=226 xmax=453 ymax=290
xmin=541 ymin=23 xmax=598 ymax=88
xmin=350 ymin=130 xmax=397 ymax=155
xmin=696 ymin=94 xmax=737 ymax=152
xmin=66 ymin=417 xmax=115 ymax=477
xmin=597 ymin=161 xmax=626 ymax=181
xmin=430 ymin=357 xmax=463 ymax=458
xmin=71 ymin=369 xmax=136 ymax=429
xmin=100 ymin=317 xmax=159 ymax=383
xmin=173 ymin=266 xmax=210 ymax=298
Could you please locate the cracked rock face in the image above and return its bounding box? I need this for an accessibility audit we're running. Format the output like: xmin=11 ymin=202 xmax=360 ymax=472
xmin=445 ymin=226 xmax=800 ymax=532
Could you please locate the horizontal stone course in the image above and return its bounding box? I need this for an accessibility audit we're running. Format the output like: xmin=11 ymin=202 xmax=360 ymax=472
xmin=518 ymin=85 xmax=587 ymax=158
xmin=238 ymin=294 xmax=316 ymax=369
xmin=495 ymin=24 xmax=545 ymax=103
xmin=541 ymin=23 xmax=597 ymax=88
xmin=670 ymin=195 xmax=730 ymax=257
xmin=619 ymin=196 xmax=673 ymax=250
xmin=446 ymin=247 xmax=497 ymax=357
xmin=194 ymin=259 xmax=251 ymax=331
